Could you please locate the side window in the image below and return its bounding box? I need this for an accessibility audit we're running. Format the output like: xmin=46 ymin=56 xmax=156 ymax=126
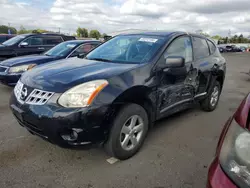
xmin=22 ymin=37 xmax=43 ymax=46
xmin=76 ymin=44 xmax=93 ymax=54
xmin=43 ymin=36 xmax=63 ymax=45
xmin=192 ymin=37 xmax=210 ymax=59
xmin=71 ymin=44 xmax=96 ymax=57
xmin=164 ymin=36 xmax=193 ymax=63
xmin=91 ymin=43 xmax=100 ymax=49
xmin=207 ymin=40 xmax=216 ymax=54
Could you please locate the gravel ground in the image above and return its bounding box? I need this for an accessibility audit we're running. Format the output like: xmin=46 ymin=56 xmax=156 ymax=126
xmin=0 ymin=53 xmax=249 ymax=188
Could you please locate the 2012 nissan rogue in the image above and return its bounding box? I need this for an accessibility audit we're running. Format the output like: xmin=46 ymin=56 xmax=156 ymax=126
xmin=9 ymin=31 xmax=226 ymax=160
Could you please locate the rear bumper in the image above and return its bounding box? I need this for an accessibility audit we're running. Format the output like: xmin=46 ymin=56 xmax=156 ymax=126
xmin=0 ymin=72 xmax=21 ymax=86
xmin=207 ymin=157 xmax=237 ymax=188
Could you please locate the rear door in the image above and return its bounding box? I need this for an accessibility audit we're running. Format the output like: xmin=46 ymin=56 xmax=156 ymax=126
xmin=15 ymin=36 xmax=45 ymax=56
xmin=43 ymin=36 xmax=64 ymax=52
xmin=192 ymin=36 xmax=214 ymax=96
xmin=155 ymin=35 xmax=196 ymax=119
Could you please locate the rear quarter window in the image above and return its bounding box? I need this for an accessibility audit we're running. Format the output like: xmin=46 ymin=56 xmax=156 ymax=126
xmin=207 ymin=40 xmax=217 ymax=54
xmin=44 ymin=36 xmax=63 ymax=45
xmin=192 ymin=37 xmax=210 ymax=59
xmin=63 ymin=36 xmax=76 ymax=41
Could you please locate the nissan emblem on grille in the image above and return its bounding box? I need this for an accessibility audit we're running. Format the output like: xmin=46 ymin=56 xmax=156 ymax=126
xmin=14 ymin=81 xmax=54 ymax=105
xmin=20 ymin=87 xmax=28 ymax=100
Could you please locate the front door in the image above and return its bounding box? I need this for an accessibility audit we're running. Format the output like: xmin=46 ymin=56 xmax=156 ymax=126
xmin=155 ymin=35 xmax=196 ymax=119
xmin=16 ymin=36 xmax=45 ymax=56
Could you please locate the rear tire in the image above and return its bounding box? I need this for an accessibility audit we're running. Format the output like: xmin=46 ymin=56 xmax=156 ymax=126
xmin=104 ymin=103 xmax=149 ymax=160
xmin=200 ymin=81 xmax=221 ymax=112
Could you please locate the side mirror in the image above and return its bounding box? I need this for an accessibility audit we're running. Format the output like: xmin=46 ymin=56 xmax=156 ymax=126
xmin=165 ymin=56 xmax=185 ymax=68
xmin=77 ymin=53 xmax=86 ymax=58
xmin=19 ymin=42 xmax=28 ymax=47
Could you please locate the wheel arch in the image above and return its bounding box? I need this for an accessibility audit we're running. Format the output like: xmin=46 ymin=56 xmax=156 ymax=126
xmin=215 ymin=70 xmax=225 ymax=89
xmin=109 ymin=85 xmax=156 ymax=128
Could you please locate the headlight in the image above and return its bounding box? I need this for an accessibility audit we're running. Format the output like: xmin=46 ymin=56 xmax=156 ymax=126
xmin=8 ymin=64 xmax=36 ymax=73
xmin=58 ymin=80 xmax=108 ymax=108
xmin=219 ymin=120 xmax=250 ymax=187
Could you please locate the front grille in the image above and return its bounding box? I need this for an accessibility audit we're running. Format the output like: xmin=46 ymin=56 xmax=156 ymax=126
xmin=0 ymin=66 xmax=8 ymax=72
xmin=26 ymin=89 xmax=54 ymax=105
xmin=14 ymin=81 xmax=54 ymax=105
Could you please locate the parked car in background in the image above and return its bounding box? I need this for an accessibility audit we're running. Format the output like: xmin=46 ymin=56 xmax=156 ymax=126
xmin=218 ymin=46 xmax=226 ymax=53
xmin=0 ymin=40 xmax=101 ymax=86
xmin=10 ymin=31 xmax=226 ymax=160
xmin=207 ymin=93 xmax=250 ymax=188
xmin=239 ymin=46 xmax=247 ymax=52
xmin=0 ymin=33 xmax=76 ymax=61
xmin=0 ymin=34 xmax=16 ymax=43
xmin=225 ymin=45 xmax=242 ymax=52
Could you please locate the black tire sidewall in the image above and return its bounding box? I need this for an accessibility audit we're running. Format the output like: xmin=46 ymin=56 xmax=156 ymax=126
xmin=108 ymin=104 xmax=149 ymax=160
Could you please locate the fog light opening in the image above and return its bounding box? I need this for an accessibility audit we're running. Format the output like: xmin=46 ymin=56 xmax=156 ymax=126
xmin=61 ymin=130 xmax=78 ymax=142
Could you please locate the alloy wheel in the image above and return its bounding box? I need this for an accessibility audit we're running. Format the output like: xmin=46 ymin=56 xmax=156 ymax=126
xmin=120 ymin=115 xmax=144 ymax=151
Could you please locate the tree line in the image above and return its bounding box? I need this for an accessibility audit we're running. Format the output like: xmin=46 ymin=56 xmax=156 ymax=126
xmin=76 ymin=27 xmax=107 ymax=39
xmin=0 ymin=25 xmax=54 ymax=35
xmin=217 ymin=34 xmax=250 ymax=44
xmin=1 ymin=24 xmax=249 ymax=43
xmin=0 ymin=25 xmax=106 ymax=40
xmin=200 ymin=32 xmax=250 ymax=44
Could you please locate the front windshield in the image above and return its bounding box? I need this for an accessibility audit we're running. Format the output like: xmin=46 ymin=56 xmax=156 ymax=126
xmin=45 ymin=41 xmax=79 ymax=57
xmin=86 ymin=35 xmax=166 ymax=64
xmin=2 ymin=35 xmax=26 ymax=46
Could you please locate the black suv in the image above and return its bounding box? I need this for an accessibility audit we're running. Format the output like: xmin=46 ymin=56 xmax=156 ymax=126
xmin=0 ymin=33 xmax=75 ymax=61
xmin=10 ymin=31 xmax=226 ymax=160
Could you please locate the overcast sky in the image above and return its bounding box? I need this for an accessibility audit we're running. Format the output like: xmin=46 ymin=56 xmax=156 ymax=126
xmin=0 ymin=0 xmax=250 ymax=36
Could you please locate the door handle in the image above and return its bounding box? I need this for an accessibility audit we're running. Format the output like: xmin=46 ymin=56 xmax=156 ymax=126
xmin=38 ymin=47 xmax=45 ymax=50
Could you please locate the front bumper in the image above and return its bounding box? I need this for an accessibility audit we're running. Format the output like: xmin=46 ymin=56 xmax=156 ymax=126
xmin=0 ymin=72 xmax=21 ymax=86
xmin=9 ymin=92 xmax=110 ymax=147
xmin=207 ymin=157 xmax=237 ymax=188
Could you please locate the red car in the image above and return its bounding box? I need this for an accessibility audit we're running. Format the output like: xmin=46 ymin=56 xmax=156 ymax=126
xmin=207 ymin=93 xmax=250 ymax=187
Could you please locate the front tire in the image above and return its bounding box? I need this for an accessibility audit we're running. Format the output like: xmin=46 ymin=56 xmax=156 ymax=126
xmin=200 ymin=81 xmax=221 ymax=112
xmin=104 ymin=103 xmax=149 ymax=160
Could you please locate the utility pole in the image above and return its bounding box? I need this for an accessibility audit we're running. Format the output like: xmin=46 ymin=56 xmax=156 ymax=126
xmin=8 ymin=23 xmax=11 ymax=34
xmin=58 ymin=27 xmax=60 ymax=34
xmin=228 ymin=29 xmax=231 ymax=38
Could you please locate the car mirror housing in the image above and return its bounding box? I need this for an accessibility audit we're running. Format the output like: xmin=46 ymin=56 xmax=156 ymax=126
xmin=19 ymin=42 xmax=28 ymax=47
xmin=165 ymin=56 xmax=185 ymax=69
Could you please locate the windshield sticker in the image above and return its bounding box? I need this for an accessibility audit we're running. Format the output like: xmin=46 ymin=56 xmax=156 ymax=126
xmin=66 ymin=44 xmax=77 ymax=48
xmin=139 ymin=38 xmax=158 ymax=43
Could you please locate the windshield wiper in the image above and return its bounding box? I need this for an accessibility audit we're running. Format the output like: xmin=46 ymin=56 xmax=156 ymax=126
xmin=88 ymin=58 xmax=113 ymax=62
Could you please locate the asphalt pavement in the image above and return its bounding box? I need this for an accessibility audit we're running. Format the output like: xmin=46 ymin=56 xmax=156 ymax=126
xmin=0 ymin=53 xmax=249 ymax=188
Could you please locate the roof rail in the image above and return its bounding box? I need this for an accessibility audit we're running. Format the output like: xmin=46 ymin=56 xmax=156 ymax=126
xmin=41 ymin=32 xmax=64 ymax=35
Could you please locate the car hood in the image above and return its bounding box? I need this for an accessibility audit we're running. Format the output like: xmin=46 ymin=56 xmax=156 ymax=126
xmin=0 ymin=44 xmax=11 ymax=49
xmin=21 ymin=58 xmax=140 ymax=93
xmin=0 ymin=55 xmax=56 ymax=67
